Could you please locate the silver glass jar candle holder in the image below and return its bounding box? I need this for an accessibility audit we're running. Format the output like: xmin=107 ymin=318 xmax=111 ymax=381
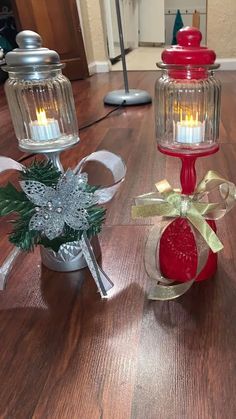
xmin=3 ymin=30 xmax=79 ymax=157
xmin=1 ymin=31 xmax=84 ymax=271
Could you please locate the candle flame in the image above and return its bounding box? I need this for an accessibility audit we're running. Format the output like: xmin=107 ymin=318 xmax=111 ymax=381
xmin=182 ymin=111 xmax=199 ymax=126
xmin=36 ymin=108 xmax=48 ymax=125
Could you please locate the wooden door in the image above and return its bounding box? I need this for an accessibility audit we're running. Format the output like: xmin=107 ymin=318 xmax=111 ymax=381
xmin=12 ymin=0 xmax=89 ymax=80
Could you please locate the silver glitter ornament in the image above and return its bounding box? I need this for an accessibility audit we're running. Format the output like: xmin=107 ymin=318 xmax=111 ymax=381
xmin=20 ymin=170 xmax=98 ymax=240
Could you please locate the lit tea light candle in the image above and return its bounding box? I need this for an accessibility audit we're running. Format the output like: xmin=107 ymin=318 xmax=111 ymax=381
xmin=29 ymin=108 xmax=61 ymax=141
xmin=175 ymin=111 xmax=205 ymax=144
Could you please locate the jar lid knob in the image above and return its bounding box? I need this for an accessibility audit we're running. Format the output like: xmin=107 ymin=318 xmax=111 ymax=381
xmin=177 ymin=26 xmax=202 ymax=47
xmin=16 ymin=30 xmax=42 ymax=49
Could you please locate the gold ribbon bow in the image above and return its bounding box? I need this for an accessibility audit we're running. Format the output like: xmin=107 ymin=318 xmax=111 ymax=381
xmin=132 ymin=171 xmax=236 ymax=300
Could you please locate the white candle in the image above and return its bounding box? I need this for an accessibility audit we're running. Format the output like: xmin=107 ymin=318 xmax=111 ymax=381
xmin=174 ymin=112 xmax=205 ymax=144
xmin=29 ymin=109 xmax=61 ymax=142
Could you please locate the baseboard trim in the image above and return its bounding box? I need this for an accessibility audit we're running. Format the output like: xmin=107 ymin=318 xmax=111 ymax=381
xmin=88 ymin=60 xmax=111 ymax=75
xmin=88 ymin=58 xmax=236 ymax=73
xmin=217 ymin=58 xmax=236 ymax=70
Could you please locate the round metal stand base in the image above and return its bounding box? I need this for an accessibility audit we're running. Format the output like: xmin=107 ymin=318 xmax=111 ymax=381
xmin=104 ymin=89 xmax=152 ymax=106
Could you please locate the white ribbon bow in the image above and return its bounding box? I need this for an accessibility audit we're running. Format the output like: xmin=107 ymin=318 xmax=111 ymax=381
xmin=0 ymin=151 xmax=126 ymax=297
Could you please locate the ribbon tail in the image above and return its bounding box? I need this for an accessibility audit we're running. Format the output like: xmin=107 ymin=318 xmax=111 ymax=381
xmin=145 ymin=225 xmax=196 ymax=300
xmin=145 ymin=224 xmax=209 ymax=301
xmin=0 ymin=156 xmax=23 ymax=173
xmin=148 ymin=279 xmax=195 ymax=301
xmin=187 ymin=211 xmax=224 ymax=253
xmin=0 ymin=247 xmax=21 ymax=290
xmin=80 ymin=232 xmax=114 ymax=298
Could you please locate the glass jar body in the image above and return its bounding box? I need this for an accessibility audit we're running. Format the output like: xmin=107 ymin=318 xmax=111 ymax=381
xmin=4 ymin=69 xmax=79 ymax=152
xmin=155 ymin=70 xmax=221 ymax=154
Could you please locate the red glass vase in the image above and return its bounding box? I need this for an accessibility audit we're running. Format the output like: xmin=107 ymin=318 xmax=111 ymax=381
xmin=158 ymin=148 xmax=218 ymax=282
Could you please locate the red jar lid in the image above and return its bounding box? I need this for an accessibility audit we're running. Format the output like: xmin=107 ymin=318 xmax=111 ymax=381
xmin=162 ymin=26 xmax=216 ymax=65
xmin=161 ymin=27 xmax=217 ymax=79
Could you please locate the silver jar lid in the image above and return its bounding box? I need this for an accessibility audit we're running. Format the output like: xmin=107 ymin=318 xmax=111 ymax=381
xmin=4 ymin=30 xmax=62 ymax=70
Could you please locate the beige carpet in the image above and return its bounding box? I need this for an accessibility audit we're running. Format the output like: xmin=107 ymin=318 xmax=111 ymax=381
xmin=111 ymin=47 xmax=164 ymax=71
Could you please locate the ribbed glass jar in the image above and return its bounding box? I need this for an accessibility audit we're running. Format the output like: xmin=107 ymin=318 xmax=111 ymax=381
xmin=155 ymin=66 xmax=221 ymax=154
xmin=4 ymin=68 xmax=79 ymax=152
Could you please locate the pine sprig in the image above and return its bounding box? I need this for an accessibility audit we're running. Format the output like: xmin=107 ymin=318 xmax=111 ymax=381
xmin=21 ymin=159 xmax=61 ymax=186
xmin=0 ymin=183 xmax=34 ymax=216
xmin=10 ymin=216 xmax=39 ymax=251
xmin=87 ymin=206 xmax=106 ymax=237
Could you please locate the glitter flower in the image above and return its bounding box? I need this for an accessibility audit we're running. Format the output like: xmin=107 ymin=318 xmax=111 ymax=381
xmin=20 ymin=170 xmax=98 ymax=240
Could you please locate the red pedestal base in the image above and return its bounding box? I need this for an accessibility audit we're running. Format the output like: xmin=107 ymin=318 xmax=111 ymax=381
xmin=158 ymin=145 xmax=219 ymax=283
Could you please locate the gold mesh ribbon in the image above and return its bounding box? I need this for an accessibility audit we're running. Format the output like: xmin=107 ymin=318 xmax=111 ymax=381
xmin=132 ymin=171 xmax=236 ymax=300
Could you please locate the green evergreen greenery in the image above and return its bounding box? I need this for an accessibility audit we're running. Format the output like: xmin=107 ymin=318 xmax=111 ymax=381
xmin=0 ymin=160 xmax=106 ymax=252
xmin=21 ymin=159 xmax=61 ymax=186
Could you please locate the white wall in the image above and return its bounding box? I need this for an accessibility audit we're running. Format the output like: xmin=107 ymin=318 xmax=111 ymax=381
xmin=76 ymin=0 xmax=110 ymax=74
xmin=207 ymin=0 xmax=236 ymax=58
xmin=165 ymin=0 xmax=206 ymax=9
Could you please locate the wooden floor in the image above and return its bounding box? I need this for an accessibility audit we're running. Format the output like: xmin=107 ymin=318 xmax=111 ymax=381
xmin=0 ymin=71 xmax=236 ymax=418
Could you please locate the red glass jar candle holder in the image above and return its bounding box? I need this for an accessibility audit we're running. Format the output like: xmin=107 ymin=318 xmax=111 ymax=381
xmin=155 ymin=27 xmax=221 ymax=282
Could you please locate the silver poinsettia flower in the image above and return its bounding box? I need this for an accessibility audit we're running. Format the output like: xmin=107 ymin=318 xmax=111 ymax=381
xmin=20 ymin=170 xmax=98 ymax=240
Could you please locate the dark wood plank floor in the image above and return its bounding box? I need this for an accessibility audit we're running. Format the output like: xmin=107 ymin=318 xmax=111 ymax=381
xmin=0 ymin=71 xmax=236 ymax=418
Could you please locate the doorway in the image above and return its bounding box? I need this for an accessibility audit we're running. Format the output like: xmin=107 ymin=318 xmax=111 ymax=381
xmin=102 ymin=0 xmax=207 ymax=71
